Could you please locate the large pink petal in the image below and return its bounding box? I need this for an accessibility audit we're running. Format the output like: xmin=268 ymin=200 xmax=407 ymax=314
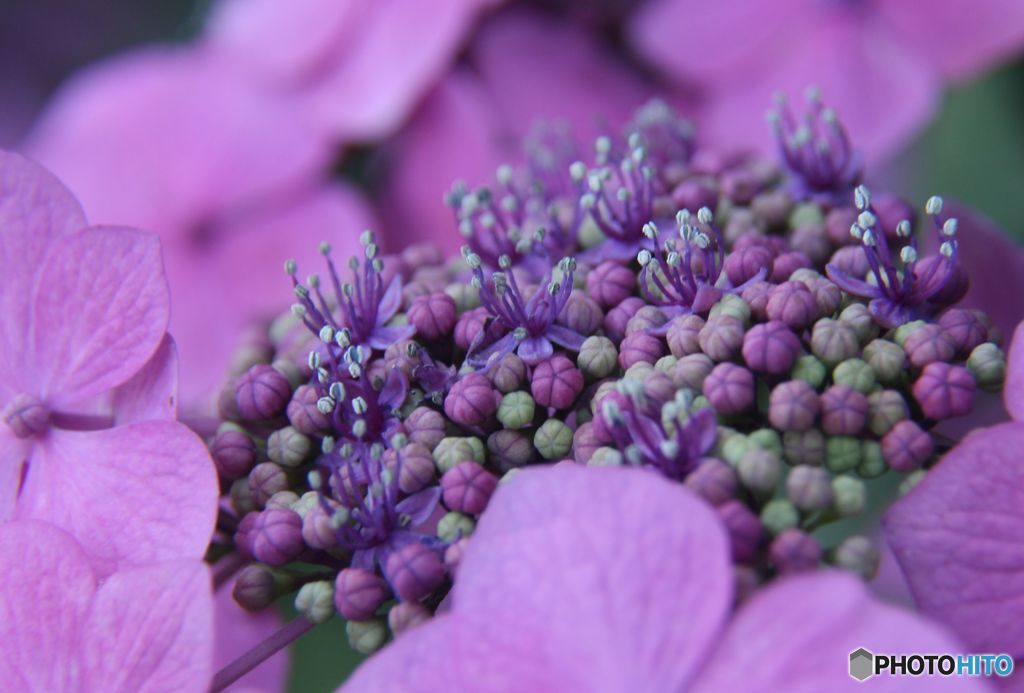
xmin=0 ymin=521 xmax=93 ymax=691
xmin=112 ymin=334 xmax=180 ymax=424
xmin=0 ymin=150 xmax=85 ymax=397
xmin=214 ymin=579 xmax=289 ymax=692
xmin=878 ymin=0 xmax=1024 ymax=81
xmin=30 ymin=226 xmax=169 ymax=404
xmin=81 ymin=560 xmax=214 ymax=692
xmin=1008 ymin=321 xmax=1024 ymax=422
xmin=0 ymin=429 xmax=29 ymax=522
xmin=693 ymin=572 xmax=979 ymax=691
xmin=16 ymin=423 xmax=217 ymax=575
xmin=885 ymin=422 xmax=1024 ymax=658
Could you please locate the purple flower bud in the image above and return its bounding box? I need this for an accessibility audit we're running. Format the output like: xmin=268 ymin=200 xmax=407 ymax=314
xmin=768 ymin=380 xmax=820 ymax=432
xmin=531 ymin=356 xmax=585 ymax=409
xmin=718 ymin=501 xmax=764 ymax=563
xmin=235 ymin=364 xmax=292 ymax=420
xmin=751 ymin=189 xmax=794 ymax=228
xmin=405 ymin=407 xmax=447 ymax=451
xmin=407 ymin=292 xmax=457 ymax=341
xmin=250 ymin=508 xmax=304 ymax=566
xmin=384 ymin=443 xmax=436 ymax=494
xmin=725 ymin=245 xmax=773 ymax=286
xmin=698 ymin=314 xmax=745 ymax=361
xmin=573 ymin=422 xmax=602 ymax=464
xmin=770 ymin=529 xmax=822 ymax=574
xmin=604 ymin=296 xmax=645 ymax=343
xmin=487 ymin=430 xmax=534 ymax=471
xmin=790 ymin=223 xmax=831 ymax=265
xmin=335 ymin=568 xmax=389 ymax=621
xmin=287 ymin=384 xmax=331 ymax=435
xmin=808 ymin=277 xmax=841 ymax=316
xmin=685 ymin=458 xmax=737 ymax=506
xmin=618 ymin=332 xmax=666 ymax=369
xmin=249 ymin=463 xmax=289 ymax=506
xmin=586 ymin=261 xmax=636 ymax=309
xmin=867 ymin=390 xmax=909 ymax=436
xmin=388 ymin=601 xmax=431 ymax=638
xmin=825 ymin=206 xmax=858 ymax=247
xmin=442 ymin=462 xmax=498 ymax=516
xmin=912 ymin=363 xmax=976 ymax=420
xmin=703 ymin=363 xmax=755 ymax=414
xmin=820 ymin=384 xmax=868 ymax=436
xmin=782 ymin=429 xmax=825 ymax=466
xmin=785 ymin=466 xmax=834 ymax=512
xmin=233 ymin=565 xmax=281 ymax=611
xmin=738 ymin=448 xmax=781 ymax=495
xmin=625 ymin=306 xmax=668 ymax=337
xmin=211 ymin=427 xmax=256 ymax=480
xmin=810 ymin=318 xmax=859 ymax=367
xmin=915 ymin=254 xmax=969 ymax=307
xmin=402 ymin=280 xmax=433 ymax=310
xmin=2 ymin=393 xmax=50 ymax=439
xmin=881 ymin=420 xmax=934 ymax=472
xmin=487 ymin=353 xmax=527 ymax=393
xmin=641 ymin=370 xmax=677 ymax=408
xmin=267 ymin=426 xmax=312 ymax=468
xmin=666 ymin=314 xmax=705 ymax=357
xmin=766 ymin=281 xmax=818 ymax=329
xmin=768 ymin=251 xmax=811 ymax=283
xmin=557 ymin=291 xmax=604 ymax=335
xmin=401 ymin=241 xmax=444 ymax=269
xmin=873 ymin=193 xmax=915 ymax=238
xmin=938 ymin=308 xmax=989 ymax=356
xmin=742 ymin=321 xmax=801 ymax=374
xmin=454 ymin=306 xmax=489 ymax=350
xmin=833 ymin=535 xmax=881 ymax=580
xmin=444 ymin=537 xmax=470 ymax=577
xmin=671 ymin=178 xmax=717 ymax=214
xmin=902 ymin=323 xmax=956 ymax=370
xmin=720 ymin=167 xmax=760 ymax=205
xmin=669 ymin=353 xmax=714 ymax=390
xmin=828 ymin=244 xmax=870 ymax=278
xmin=741 ymin=281 xmax=772 ymax=322
xmin=384 ymin=340 xmax=419 ymax=381
xmin=444 ymin=374 xmax=498 ymax=427
xmin=385 ymin=543 xmax=445 ymax=602
xmin=838 ymin=302 xmax=877 ymax=343
xmin=302 ymin=503 xmax=338 ymax=550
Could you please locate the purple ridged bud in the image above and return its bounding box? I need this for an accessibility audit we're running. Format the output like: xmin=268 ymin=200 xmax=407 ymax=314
xmin=670 ymin=353 xmax=714 ymax=390
xmin=586 ymin=261 xmax=635 ymax=309
xmin=558 ymin=292 xmax=604 ymax=335
xmin=385 ymin=340 xmax=419 ymax=380
xmin=618 ymin=332 xmax=665 ymax=369
xmin=738 ymin=448 xmax=781 ymax=495
xmin=640 ymin=370 xmax=676 ymax=407
xmin=405 ymin=406 xmax=446 ymax=451
xmin=742 ymin=321 xmax=801 ymax=374
xmin=881 ymin=420 xmax=934 ymax=472
xmin=768 ymin=380 xmax=819 ymax=432
xmin=401 ymin=280 xmax=433 ymax=310
xmin=604 ymin=296 xmax=644 ymax=343
xmin=782 ymin=429 xmax=825 ymax=466
xmin=335 ymin=568 xmax=389 ymax=621
xmin=249 ymin=463 xmax=289 ymax=506
xmin=267 ymin=426 xmax=312 ymax=468
xmin=573 ymin=422 xmax=602 ymax=464
xmin=442 ymin=461 xmax=498 ymax=515
xmin=938 ymin=308 xmax=988 ymax=356
xmin=625 ymin=306 xmax=668 ymax=336
xmin=770 ymin=529 xmax=822 ymax=574
xmin=903 ymin=324 xmax=956 ymax=369
xmin=828 ymin=245 xmax=870 ymax=279
xmin=302 ymin=503 xmax=338 ymax=550
xmin=386 ymin=443 xmax=436 ymax=494
xmin=768 ymin=251 xmax=811 ymax=283
xmin=671 ymin=178 xmax=717 ymax=213
xmin=250 ymin=508 xmax=304 ymax=566
xmin=790 ymin=223 xmax=831 ymax=265
xmin=531 ymin=356 xmax=584 ymax=409
xmin=388 ymin=602 xmax=431 ymax=638
xmin=810 ymin=318 xmax=859 ymax=367
xmin=725 ymin=245 xmax=773 ymax=286
xmin=287 ymin=384 xmax=331 ymax=435
xmin=488 ymin=353 xmax=526 ymax=393
xmin=685 ymin=458 xmax=737 ymax=506
xmin=233 ymin=565 xmax=280 ymax=611
xmin=720 ymin=167 xmax=760 ymax=205
xmin=407 ymin=292 xmax=457 ymax=340
xmin=741 ymin=281 xmax=772 ymax=321
xmin=444 ymin=537 xmax=470 ymax=576
xmin=445 ymin=374 xmax=498 ymax=427
xmin=2 ymin=393 xmax=50 ymax=439
xmin=401 ymin=241 xmax=444 ymax=269
xmin=867 ymin=390 xmax=909 ymax=436
xmin=916 ymin=254 xmax=969 ymax=307
xmin=825 ymin=206 xmax=858 ymax=247
xmin=454 ymin=307 xmax=488 ymax=350
xmin=488 ymin=430 xmax=534 ymax=471
xmin=751 ymin=189 xmax=794 ymax=228
xmin=703 ymin=363 xmax=755 ymax=414
xmin=820 ymin=384 xmax=868 ymax=436
xmin=386 ymin=543 xmax=445 ymax=602
xmin=912 ymin=363 xmax=975 ymax=419
xmin=212 ymin=427 xmax=256 ymax=479
xmin=718 ymin=501 xmax=764 ymax=563
xmin=698 ymin=314 xmax=745 ymax=361
xmin=666 ymin=314 xmax=705 ymax=357
xmin=766 ymin=281 xmax=818 ymax=329
xmin=785 ymin=466 xmax=834 ymax=512
xmin=838 ymin=302 xmax=877 ymax=343
xmin=236 ymin=364 xmax=291 ymax=420
xmin=808 ymin=277 xmax=841 ymax=316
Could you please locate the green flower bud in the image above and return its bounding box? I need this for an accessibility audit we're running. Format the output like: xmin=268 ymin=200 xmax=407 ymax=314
xmin=497 ymin=391 xmax=536 ymax=429
xmin=892 ymin=320 xmax=927 ymax=347
xmin=534 ymin=420 xmax=574 ymax=460
xmin=655 ymin=354 xmax=679 ymax=374
xmin=737 ymin=448 xmax=781 ymax=495
xmin=857 ymin=440 xmax=888 ymax=478
xmin=691 ymin=394 xmax=712 ymax=411
xmin=791 ymin=355 xmax=826 ymax=390
xmin=709 ymin=293 xmax=751 ymax=325
xmin=862 ymin=340 xmax=906 ymax=384
xmin=833 ymin=535 xmax=880 ymax=580
xmin=721 ymin=434 xmax=751 ymax=467
xmin=899 ymin=470 xmax=927 ymax=496
xmin=624 ymin=362 xmax=656 ymax=380
xmin=292 ymin=491 xmax=319 ymax=519
xmin=230 ymin=478 xmax=256 ymax=516
xmin=786 ymin=465 xmax=834 ymax=512
xmin=838 ymin=303 xmax=878 ymax=344
xmin=266 ymin=490 xmax=300 ymax=510
xmin=438 ymin=512 xmax=475 ymax=543
xmin=867 ymin=390 xmax=908 ymax=436
xmin=783 ymin=429 xmax=825 ymax=466
xmin=267 ymin=426 xmax=312 ymax=468
xmin=346 ymin=618 xmax=388 ymax=655
xmin=445 ymin=282 xmax=480 ymax=313
xmin=825 ymin=436 xmax=861 ymax=473
xmin=577 ymin=336 xmax=618 ymax=380
xmin=790 ymin=268 xmax=821 ymax=285
xmin=832 ymin=475 xmax=866 ymax=516
xmin=500 ymin=468 xmax=522 ymax=485
xmin=748 ymin=428 xmax=783 ymax=457
xmin=967 ymin=342 xmax=1006 ymax=391
xmin=589 ymin=446 xmax=624 ymax=467
xmin=295 ymin=581 xmax=335 ymax=624
xmin=811 ymin=319 xmax=859 ymax=367
xmin=577 ymin=216 xmax=606 ymax=248
xmin=433 ymin=437 xmax=485 ymax=474
xmin=789 ymin=201 xmax=824 ymax=228
xmin=833 ymin=358 xmax=876 ymax=394
xmin=760 ymin=498 xmax=799 ymax=535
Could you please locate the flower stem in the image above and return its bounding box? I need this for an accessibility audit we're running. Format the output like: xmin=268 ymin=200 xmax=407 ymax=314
xmin=210 ymin=616 xmax=316 ymax=692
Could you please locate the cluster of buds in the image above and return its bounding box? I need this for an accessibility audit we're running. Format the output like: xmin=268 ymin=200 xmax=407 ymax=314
xmin=206 ymin=94 xmax=1006 ymax=654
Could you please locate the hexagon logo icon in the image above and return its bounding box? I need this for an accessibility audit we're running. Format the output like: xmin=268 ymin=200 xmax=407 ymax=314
xmin=849 ymin=648 xmax=874 ymax=681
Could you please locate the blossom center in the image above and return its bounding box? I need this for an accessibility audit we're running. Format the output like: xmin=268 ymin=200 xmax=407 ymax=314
xmin=2 ymin=393 xmax=51 ymax=439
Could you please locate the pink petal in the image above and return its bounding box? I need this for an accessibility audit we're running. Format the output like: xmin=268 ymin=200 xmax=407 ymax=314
xmin=81 ymin=560 xmax=214 ymax=692
xmin=1008 ymin=321 xmax=1024 ymax=422
xmin=16 ymin=423 xmax=217 ymax=575
xmin=884 ymin=422 xmax=1024 ymax=658
xmin=0 ymin=430 xmax=29 ymax=521
xmin=214 ymin=579 xmax=288 ymax=692
xmin=693 ymin=571 xmax=978 ymax=691
xmin=0 ymin=520 xmax=94 ymax=690
xmin=878 ymin=0 xmax=1024 ymax=81
xmin=112 ymin=334 xmax=180 ymax=424
xmin=30 ymin=226 xmax=169 ymax=404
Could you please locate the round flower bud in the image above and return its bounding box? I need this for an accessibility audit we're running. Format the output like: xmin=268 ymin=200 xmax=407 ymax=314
xmin=301 ymin=502 xmax=338 ymax=550
xmin=287 ymin=384 xmax=331 ymax=435
xmin=347 ymin=619 xmax=388 ymax=655
xmin=384 ymin=340 xmax=418 ymax=380
xmin=445 ymin=281 xmax=480 ymax=314
xmin=867 ymin=390 xmax=909 ymax=436
xmin=233 ymin=565 xmax=284 ymax=611
xmin=721 ymin=168 xmax=760 ymax=205
xmin=703 ymin=363 xmax=755 ymax=414
xmin=903 ymin=323 xmax=956 ymax=369
xmin=832 ymin=476 xmax=866 ymax=516
xmin=573 ymin=422 xmax=602 ymax=464
xmin=587 ymin=261 xmax=635 ymax=309
xmin=825 ymin=436 xmax=861 ymax=474
xmin=770 ymin=529 xmax=822 ymax=574
xmin=405 ymin=407 xmax=446 ymax=451
xmin=790 ymin=355 xmax=826 ymax=389
xmin=249 ymin=463 xmax=289 ymax=506
xmin=833 ymin=535 xmax=880 ymax=580
xmin=437 ymin=511 xmax=475 ymax=543
xmin=829 ymin=245 xmax=870 ymax=279
xmin=497 ymin=391 xmax=535 ymax=429
xmin=487 ymin=429 xmax=534 ymax=471
xmin=534 ymin=419 xmax=574 ymax=460
xmin=236 ymin=364 xmax=292 ymax=420
xmin=558 ymin=292 xmax=604 ymax=335
xmin=825 ymin=206 xmax=858 ymax=247
xmin=782 ymin=429 xmax=825 ymax=466
xmin=533 ymin=356 xmax=585 ymax=409
xmin=892 ymin=320 xmax=928 ymax=348
xmin=655 ymin=354 xmax=678 ymax=374
xmin=212 ymin=426 xmax=256 ymax=479
xmin=488 ymin=353 xmax=527 ymax=393
xmin=577 ymin=336 xmax=618 ymax=380
xmin=858 ymin=440 xmax=887 ymax=478
xmin=388 ymin=602 xmax=431 ymax=639
xmin=250 ymin=508 xmax=304 ymax=566
xmin=230 ymin=478 xmax=256 ymax=516
xmin=267 ymin=426 xmax=311 ymax=468
xmin=742 ymin=321 xmax=801 ymax=374
xmin=769 ymin=251 xmax=812 ymax=283
xmin=737 ymin=448 xmax=781 ymax=495
xmin=666 ymin=314 xmax=705 ymax=357
xmin=810 ymin=319 xmax=859 ymax=367
xmin=402 ymin=241 xmax=443 ymax=268
xmin=768 ymin=380 xmax=819 ymax=432
xmin=603 ymin=296 xmax=645 ymax=343
xmin=838 ymin=303 xmax=878 ymax=343
xmin=785 ymin=466 xmax=834 ymax=512
xmin=709 ymin=294 xmax=752 ymax=325
xmin=408 ymin=293 xmax=456 ymax=340
xmin=335 ymin=568 xmax=389 ymax=621
xmin=790 ymin=224 xmax=831 ymax=265
xmin=2 ymin=393 xmax=50 ymax=439
xmin=833 ymin=358 xmax=877 ymax=393
xmin=672 ymin=178 xmax=718 ymax=214
xmin=670 ymin=353 xmax=715 ymax=390
xmin=881 ymin=420 xmax=934 ymax=472
xmin=760 ymin=498 xmax=799 ymax=536
xmin=589 ymin=446 xmax=624 ymax=467
xmin=619 ymin=331 xmax=666 ymax=368
xmin=454 ymin=307 xmax=488 ymax=350
xmin=790 ymin=201 xmax=824 ymax=228
xmin=808 ymin=277 xmax=842 ymax=316
xmin=295 ymin=580 xmax=336 ymax=624
xmin=698 ymin=314 xmax=745 ymax=361
xmin=967 ymin=342 xmax=1006 ymax=390
xmin=819 ymin=384 xmax=868 ymax=436
xmin=741 ymin=281 xmax=772 ymax=321
xmin=912 ymin=363 xmax=975 ymax=419
xmin=725 ymin=245 xmax=774 ymax=286
xmin=721 ymin=434 xmax=751 ymax=467
xmin=766 ymin=281 xmax=818 ymax=329
xmin=442 ymin=462 xmax=498 ymax=515
xmin=899 ymin=470 xmax=927 ymax=497
xmin=938 ymin=308 xmax=988 ymax=355
xmin=748 ymin=428 xmax=783 ymax=457
xmin=433 ymin=436 xmax=485 ymax=474
xmin=718 ymin=501 xmax=764 ymax=563
xmin=685 ymin=458 xmax=737 ymax=506
xmin=445 ymin=373 xmax=498 ymax=427
xmin=386 ymin=543 xmax=445 ymax=602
